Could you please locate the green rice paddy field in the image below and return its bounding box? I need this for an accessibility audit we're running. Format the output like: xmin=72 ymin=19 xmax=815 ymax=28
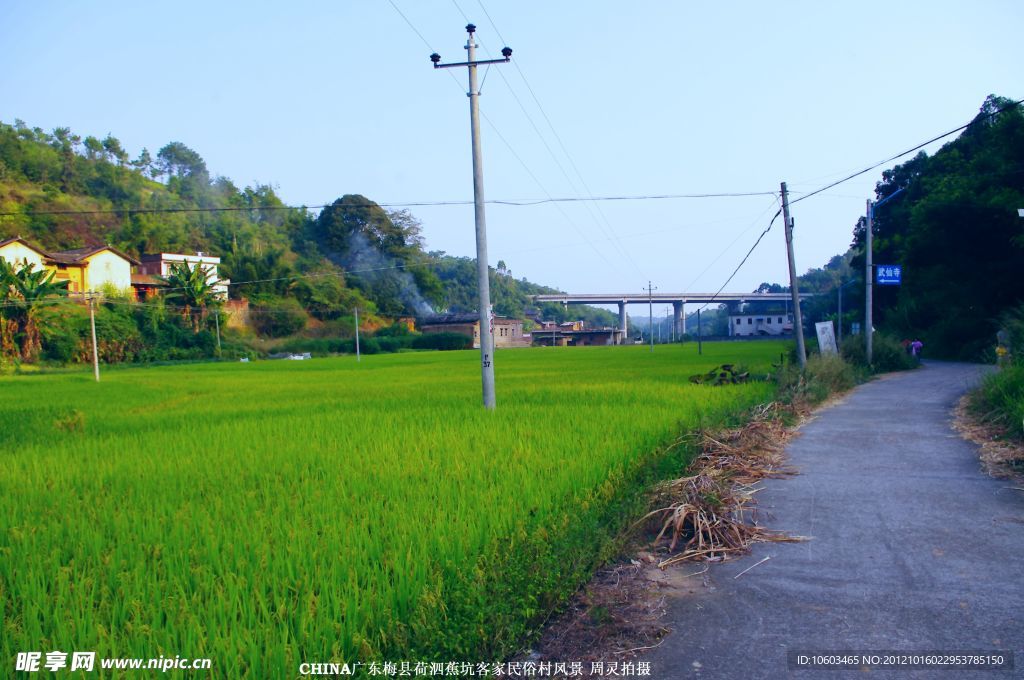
xmin=1 ymin=342 xmax=786 ymax=675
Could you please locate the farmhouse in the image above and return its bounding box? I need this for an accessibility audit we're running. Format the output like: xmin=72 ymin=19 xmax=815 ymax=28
xmin=532 ymin=326 xmax=625 ymax=346
xmin=0 ymin=237 xmax=233 ymax=303
xmin=419 ymin=313 xmax=529 ymax=348
xmin=137 ymin=252 xmax=230 ymax=298
xmin=48 ymin=245 xmax=139 ymax=296
xmin=0 ymin=237 xmax=139 ymax=297
xmin=728 ymin=312 xmax=793 ymax=337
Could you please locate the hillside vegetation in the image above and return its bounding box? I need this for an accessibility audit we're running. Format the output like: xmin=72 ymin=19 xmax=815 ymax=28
xmin=0 ymin=119 xmax=614 ymax=364
xmin=747 ymin=96 xmax=1023 ymax=362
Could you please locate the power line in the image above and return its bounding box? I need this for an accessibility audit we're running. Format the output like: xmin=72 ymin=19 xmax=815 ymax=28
xmin=386 ymin=0 xmax=436 ymax=53
xmin=694 ymin=98 xmax=1024 ymax=313
xmin=477 ymin=111 xmax=622 ymax=272
xmin=476 ymin=0 xmax=646 ymax=276
xmin=466 ymin=3 xmax=644 ymax=276
xmin=682 ymin=195 xmax=781 ymax=291
xmin=439 ymin=1 xmax=627 ymax=275
xmin=697 ymin=209 xmax=783 ymax=312
xmin=790 ymin=97 xmax=1024 ymax=206
xmin=0 ymin=191 xmax=781 ymax=218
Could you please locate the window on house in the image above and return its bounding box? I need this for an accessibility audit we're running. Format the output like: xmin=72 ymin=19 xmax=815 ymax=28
xmin=735 ymin=319 xmax=741 ymax=325
xmin=747 ymin=318 xmax=752 ymax=325
xmin=767 ymin=317 xmax=772 ymax=324
xmin=778 ymin=317 xmax=783 ymax=323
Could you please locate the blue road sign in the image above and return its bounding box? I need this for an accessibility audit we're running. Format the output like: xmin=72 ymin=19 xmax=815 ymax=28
xmin=876 ymin=264 xmax=902 ymax=285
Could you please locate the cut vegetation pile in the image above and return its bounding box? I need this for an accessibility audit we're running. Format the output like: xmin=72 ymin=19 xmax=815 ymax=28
xmin=642 ymin=402 xmax=805 ymax=567
xmin=533 ymin=400 xmax=810 ymax=664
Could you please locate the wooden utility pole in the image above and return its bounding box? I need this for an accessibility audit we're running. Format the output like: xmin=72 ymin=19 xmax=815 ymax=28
xmin=781 ymin=182 xmax=807 ymax=369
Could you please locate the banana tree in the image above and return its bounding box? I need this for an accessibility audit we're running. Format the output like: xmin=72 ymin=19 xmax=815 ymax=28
xmin=157 ymin=260 xmax=223 ymax=332
xmin=0 ymin=260 xmax=70 ymax=361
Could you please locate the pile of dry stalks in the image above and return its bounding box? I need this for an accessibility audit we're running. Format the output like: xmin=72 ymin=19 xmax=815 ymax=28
xmin=530 ymin=400 xmax=810 ymax=664
xmin=954 ymin=396 xmax=1024 ymax=484
xmin=641 ymin=401 xmax=806 ymax=567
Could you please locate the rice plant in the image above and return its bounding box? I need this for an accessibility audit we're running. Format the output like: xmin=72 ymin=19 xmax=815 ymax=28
xmin=0 ymin=342 xmax=784 ymax=676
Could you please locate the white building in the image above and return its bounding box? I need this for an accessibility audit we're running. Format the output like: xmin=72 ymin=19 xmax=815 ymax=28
xmin=729 ymin=313 xmax=793 ymax=337
xmin=138 ymin=252 xmax=230 ymax=298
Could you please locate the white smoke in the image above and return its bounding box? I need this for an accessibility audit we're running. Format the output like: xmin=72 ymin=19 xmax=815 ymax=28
xmin=333 ymin=231 xmax=435 ymax=317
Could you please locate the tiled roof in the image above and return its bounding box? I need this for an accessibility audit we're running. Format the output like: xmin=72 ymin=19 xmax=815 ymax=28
xmin=420 ymin=313 xmax=479 ymax=325
xmin=0 ymin=236 xmax=51 ymax=257
xmin=50 ymin=245 xmax=140 ymax=266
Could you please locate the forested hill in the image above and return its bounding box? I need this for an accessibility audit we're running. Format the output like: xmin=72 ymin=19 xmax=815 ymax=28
xmin=0 ymin=119 xmax=613 ymax=326
xmin=850 ymin=95 xmax=1024 ymax=359
xmin=745 ymin=96 xmax=1023 ymax=360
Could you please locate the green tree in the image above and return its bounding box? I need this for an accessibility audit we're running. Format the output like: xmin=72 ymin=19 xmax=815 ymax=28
xmin=156 ymin=141 xmax=209 ymax=180
xmin=102 ymin=134 xmax=128 ymax=166
xmin=132 ymin=147 xmax=154 ymax=177
xmin=850 ymin=95 xmax=1024 ymax=358
xmin=83 ymin=135 xmax=104 ymax=161
xmin=313 ymin=196 xmax=443 ymax=315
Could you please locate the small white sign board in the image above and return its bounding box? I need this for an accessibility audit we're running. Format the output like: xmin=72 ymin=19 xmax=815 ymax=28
xmin=816 ymin=321 xmax=839 ymax=355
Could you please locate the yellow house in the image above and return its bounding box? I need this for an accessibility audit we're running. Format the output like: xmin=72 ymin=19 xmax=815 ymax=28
xmin=0 ymin=236 xmax=139 ymax=298
xmin=48 ymin=245 xmax=139 ymax=296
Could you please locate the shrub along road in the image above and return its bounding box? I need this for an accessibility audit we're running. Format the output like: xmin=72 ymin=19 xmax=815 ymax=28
xmin=644 ymin=361 xmax=1022 ymax=679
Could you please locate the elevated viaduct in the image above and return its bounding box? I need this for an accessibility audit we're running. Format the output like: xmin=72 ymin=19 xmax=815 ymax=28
xmin=532 ymin=292 xmax=811 ymax=341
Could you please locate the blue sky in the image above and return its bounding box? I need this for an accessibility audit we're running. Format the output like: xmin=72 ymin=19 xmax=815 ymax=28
xmin=2 ymin=0 xmax=1021 ymax=300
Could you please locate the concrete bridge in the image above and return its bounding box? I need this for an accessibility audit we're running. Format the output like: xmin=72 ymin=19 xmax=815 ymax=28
xmin=532 ymin=292 xmax=811 ymax=339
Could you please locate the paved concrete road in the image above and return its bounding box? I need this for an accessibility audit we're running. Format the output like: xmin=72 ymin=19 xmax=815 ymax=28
xmin=644 ymin=362 xmax=1022 ymax=679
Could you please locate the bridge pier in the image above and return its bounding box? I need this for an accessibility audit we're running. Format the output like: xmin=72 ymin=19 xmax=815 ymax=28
xmin=672 ymin=301 xmax=683 ymax=341
xmin=618 ymin=301 xmax=627 ymax=344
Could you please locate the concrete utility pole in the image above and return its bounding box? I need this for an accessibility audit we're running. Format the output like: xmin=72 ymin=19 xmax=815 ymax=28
xmin=214 ymin=307 xmax=222 ymax=357
xmin=865 ymin=199 xmax=874 ymax=365
xmin=838 ymin=283 xmax=843 ymax=346
xmin=87 ymin=292 xmax=99 ymax=382
xmin=780 ymin=182 xmax=807 ymax=369
xmin=354 ymin=306 xmax=360 ymax=362
xmin=864 ymin=187 xmax=907 ymax=364
xmin=432 ymin=25 xmax=512 ymax=410
xmin=645 ymin=281 xmax=657 ymax=352
xmin=697 ymin=308 xmax=703 ymax=355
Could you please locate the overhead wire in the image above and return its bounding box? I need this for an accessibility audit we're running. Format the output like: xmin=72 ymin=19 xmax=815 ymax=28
xmin=466 ymin=0 xmax=645 ymax=275
xmin=682 ymin=195 xmax=781 ymax=292
xmin=475 ymin=0 xmax=648 ymax=277
xmin=0 ymin=191 xmax=779 ymax=218
xmin=402 ymin=0 xmax=624 ymax=274
xmin=696 ymin=208 xmax=783 ymax=312
xmin=789 ymin=97 xmax=1024 ymax=205
xmin=692 ymin=98 xmax=1024 ymax=313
